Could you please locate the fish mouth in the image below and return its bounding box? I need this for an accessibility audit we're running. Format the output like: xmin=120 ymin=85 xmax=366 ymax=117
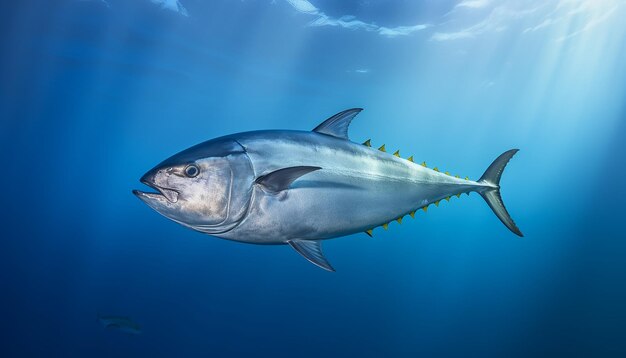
xmin=133 ymin=178 xmax=179 ymax=203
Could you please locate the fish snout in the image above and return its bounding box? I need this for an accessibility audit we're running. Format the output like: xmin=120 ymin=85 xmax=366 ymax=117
xmin=140 ymin=167 xmax=159 ymax=187
xmin=134 ymin=167 xmax=180 ymax=203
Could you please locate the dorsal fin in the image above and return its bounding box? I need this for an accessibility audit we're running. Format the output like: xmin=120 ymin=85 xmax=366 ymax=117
xmin=312 ymin=108 xmax=363 ymax=140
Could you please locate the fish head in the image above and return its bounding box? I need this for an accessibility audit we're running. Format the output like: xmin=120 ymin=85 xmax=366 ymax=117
xmin=134 ymin=137 xmax=254 ymax=235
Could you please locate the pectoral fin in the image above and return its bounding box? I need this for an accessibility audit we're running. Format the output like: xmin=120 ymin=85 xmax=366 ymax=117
xmin=287 ymin=239 xmax=335 ymax=272
xmin=255 ymin=166 xmax=321 ymax=193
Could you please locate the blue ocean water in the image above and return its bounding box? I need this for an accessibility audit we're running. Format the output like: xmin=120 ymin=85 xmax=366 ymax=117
xmin=1 ymin=0 xmax=625 ymax=356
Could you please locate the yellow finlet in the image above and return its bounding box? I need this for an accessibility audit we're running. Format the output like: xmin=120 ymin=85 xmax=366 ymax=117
xmin=456 ymin=193 xmax=461 ymax=198
xmin=421 ymin=161 xmax=427 ymax=167
xmin=455 ymin=175 xmax=460 ymax=178
xmin=378 ymin=144 xmax=386 ymax=152
xmin=362 ymin=139 xmax=371 ymax=147
xmin=407 ymin=155 xmax=414 ymax=162
xmin=382 ymin=223 xmax=389 ymax=230
xmin=422 ymin=206 xmax=428 ymax=212
xmin=409 ymin=211 xmax=415 ymax=218
xmin=365 ymin=229 xmax=373 ymax=237
xmin=393 ymin=150 xmax=400 ymax=157
xmin=465 ymin=176 xmax=469 ymax=180
xmin=435 ymin=200 xmax=440 ymax=207
xmin=433 ymin=167 xmax=439 ymax=172
xmin=396 ymin=217 xmax=403 ymax=224
xmin=445 ymin=196 xmax=450 ymax=202
xmin=444 ymin=171 xmax=450 ymax=175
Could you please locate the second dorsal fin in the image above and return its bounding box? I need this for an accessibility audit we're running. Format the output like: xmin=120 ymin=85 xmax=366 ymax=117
xmin=312 ymin=108 xmax=363 ymax=140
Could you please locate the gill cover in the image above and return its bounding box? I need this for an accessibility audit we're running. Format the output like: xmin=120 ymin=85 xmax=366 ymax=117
xmin=184 ymin=140 xmax=255 ymax=234
xmin=137 ymin=137 xmax=256 ymax=235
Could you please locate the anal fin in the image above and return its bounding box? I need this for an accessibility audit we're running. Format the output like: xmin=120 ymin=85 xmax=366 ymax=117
xmin=287 ymin=239 xmax=335 ymax=272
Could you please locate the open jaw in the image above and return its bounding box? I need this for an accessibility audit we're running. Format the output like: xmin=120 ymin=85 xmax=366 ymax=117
xmin=132 ymin=179 xmax=179 ymax=203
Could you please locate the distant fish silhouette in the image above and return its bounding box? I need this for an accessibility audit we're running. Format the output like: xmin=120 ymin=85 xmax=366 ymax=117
xmin=98 ymin=314 xmax=141 ymax=334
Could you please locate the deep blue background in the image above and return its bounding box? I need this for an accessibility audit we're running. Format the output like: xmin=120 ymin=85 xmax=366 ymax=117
xmin=1 ymin=1 xmax=625 ymax=356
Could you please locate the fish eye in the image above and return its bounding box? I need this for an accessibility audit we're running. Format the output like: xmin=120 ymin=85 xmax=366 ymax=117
xmin=184 ymin=164 xmax=199 ymax=178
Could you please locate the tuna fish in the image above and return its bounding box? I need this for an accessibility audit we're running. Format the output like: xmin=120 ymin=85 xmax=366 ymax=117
xmin=134 ymin=108 xmax=522 ymax=271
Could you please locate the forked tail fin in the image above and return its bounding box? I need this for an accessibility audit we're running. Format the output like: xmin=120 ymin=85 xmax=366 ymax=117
xmin=478 ymin=149 xmax=523 ymax=237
